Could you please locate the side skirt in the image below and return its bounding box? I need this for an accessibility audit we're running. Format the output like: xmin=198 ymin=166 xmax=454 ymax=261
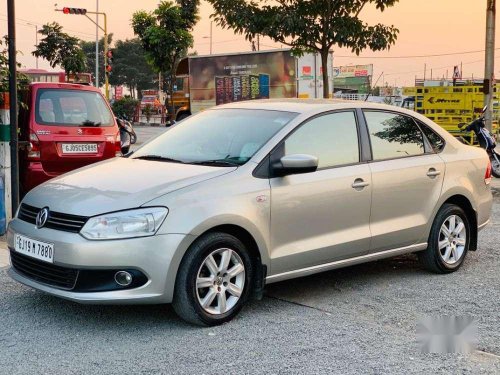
xmin=265 ymin=243 xmax=428 ymax=284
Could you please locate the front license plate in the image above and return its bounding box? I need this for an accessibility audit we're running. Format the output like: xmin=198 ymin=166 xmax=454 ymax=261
xmin=61 ymin=143 xmax=98 ymax=154
xmin=14 ymin=234 xmax=54 ymax=263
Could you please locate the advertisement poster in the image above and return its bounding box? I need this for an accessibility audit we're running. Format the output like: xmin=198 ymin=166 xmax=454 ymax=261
xmin=189 ymin=51 xmax=297 ymax=113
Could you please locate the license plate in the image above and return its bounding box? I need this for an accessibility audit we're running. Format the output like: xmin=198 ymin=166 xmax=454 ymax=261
xmin=61 ymin=143 xmax=98 ymax=154
xmin=14 ymin=234 xmax=54 ymax=263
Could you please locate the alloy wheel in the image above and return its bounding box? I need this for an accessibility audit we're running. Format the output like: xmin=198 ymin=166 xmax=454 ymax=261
xmin=196 ymin=248 xmax=246 ymax=315
xmin=438 ymin=215 xmax=467 ymax=265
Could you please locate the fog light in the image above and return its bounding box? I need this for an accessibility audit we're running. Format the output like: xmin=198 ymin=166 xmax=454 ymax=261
xmin=114 ymin=271 xmax=133 ymax=286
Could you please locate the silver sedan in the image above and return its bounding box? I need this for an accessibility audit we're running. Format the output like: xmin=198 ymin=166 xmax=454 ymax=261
xmin=7 ymin=100 xmax=493 ymax=326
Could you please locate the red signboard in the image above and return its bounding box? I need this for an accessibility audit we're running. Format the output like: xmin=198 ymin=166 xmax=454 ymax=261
xmin=115 ymin=86 xmax=123 ymax=100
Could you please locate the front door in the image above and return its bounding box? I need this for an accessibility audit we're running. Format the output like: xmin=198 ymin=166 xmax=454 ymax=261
xmin=269 ymin=111 xmax=372 ymax=275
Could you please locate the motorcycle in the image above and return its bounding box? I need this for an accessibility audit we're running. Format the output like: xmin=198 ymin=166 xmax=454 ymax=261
xmin=116 ymin=117 xmax=137 ymax=155
xmin=458 ymin=106 xmax=500 ymax=178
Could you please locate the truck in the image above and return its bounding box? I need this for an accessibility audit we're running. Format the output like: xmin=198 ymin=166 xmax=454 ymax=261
xmin=403 ymin=84 xmax=500 ymax=144
xmin=169 ymin=49 xmax=334 ymax=122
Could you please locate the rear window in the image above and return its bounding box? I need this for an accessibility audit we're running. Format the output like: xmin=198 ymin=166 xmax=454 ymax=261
xmin=35 ymin=89 xmax=114 ymax=127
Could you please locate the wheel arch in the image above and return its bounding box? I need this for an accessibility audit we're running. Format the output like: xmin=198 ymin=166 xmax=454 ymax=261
xmin=441 ymin=194 xmax=478 ymax=251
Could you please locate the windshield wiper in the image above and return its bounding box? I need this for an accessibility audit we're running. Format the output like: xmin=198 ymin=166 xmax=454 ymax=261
xmin=190 ymin=159 xmax=240 ymax=167
xmin=82 ymin=120 xmax=101 ymax=127
xmin=134 ymin=155 xmax=187 ymax=164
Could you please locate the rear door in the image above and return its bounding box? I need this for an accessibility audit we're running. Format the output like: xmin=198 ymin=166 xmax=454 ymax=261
xmin=33 ymin=87 xmax=118 ymax=174
xmin=363 ymin=110 xmax=445 ymax=253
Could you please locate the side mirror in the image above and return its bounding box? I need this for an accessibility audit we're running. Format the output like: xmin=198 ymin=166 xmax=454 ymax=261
xmin=272 ymin=154 xmax=319 ymax=177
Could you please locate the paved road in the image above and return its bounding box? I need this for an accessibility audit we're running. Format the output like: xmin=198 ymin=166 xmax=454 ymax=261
xmin=131 ymin=125 xmax=169 ymax=151
xmin=0 ymin=181 xmax=499 ymax=374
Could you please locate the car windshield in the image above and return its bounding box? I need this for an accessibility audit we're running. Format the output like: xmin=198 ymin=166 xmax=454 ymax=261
xmin=131 ymin=109 xmax=298 ymax=166
xmin=35 ymin=88 xmax=114 ymax=127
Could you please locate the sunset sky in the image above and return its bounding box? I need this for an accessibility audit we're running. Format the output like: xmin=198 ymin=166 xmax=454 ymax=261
xmin=0 ymin=0 xmax=497 ymax=86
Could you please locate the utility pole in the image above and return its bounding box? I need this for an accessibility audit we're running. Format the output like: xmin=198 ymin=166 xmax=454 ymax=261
xmin=95 ymin=0 xmax=99 ymax=88
xmin=7 ymin=0 xmax=19 ymax=215
xmin=484 ymin=0 xmax=496 ymax=132
xmin=27 ymin=23 xmax=39 ymax=69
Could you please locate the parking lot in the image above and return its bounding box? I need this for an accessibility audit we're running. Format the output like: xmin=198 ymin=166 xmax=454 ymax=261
xmin=0 ymin=134 xmax=499 ymax=374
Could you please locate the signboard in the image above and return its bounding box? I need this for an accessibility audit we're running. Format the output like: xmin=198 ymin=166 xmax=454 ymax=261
xmin=296 ymin=52 xmax=334 ymax=98
xmin=333 ymin=64 xmax=373 ymax=78
xmin=188 ymin=51 xmax=297 ymax=114
xmin=115 ymin=86 xmax=123 ymax=101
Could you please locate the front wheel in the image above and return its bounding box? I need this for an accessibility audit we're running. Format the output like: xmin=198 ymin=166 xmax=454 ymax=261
xmin=418 ymin=204 xmax=471 ymax=274
xmin=491 ymin=154 xmax=500 ymax=178
xmin=172 ymin=232 xmax=253 ymax=326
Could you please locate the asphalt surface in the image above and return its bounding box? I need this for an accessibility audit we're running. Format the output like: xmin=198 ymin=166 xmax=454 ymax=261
xmin=0 ymin=129 xmax=499 ymax=374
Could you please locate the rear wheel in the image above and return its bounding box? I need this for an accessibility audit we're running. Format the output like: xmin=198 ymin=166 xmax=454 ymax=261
xmin=172 ymin=232 xmax=253 ymax=326
xmin=419 ymin=204 xmax=470 ymax=273
xmin=491 ymin=155 xmax=500 ymax=178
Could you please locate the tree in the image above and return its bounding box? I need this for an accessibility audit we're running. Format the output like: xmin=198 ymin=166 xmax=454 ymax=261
xmin=112 ymin=97 xmax=140 ymax=120
xmin=132 ymin=1 xmax=199 ymax=112
xmin=80 ymin=34 xmax=113 ymax=88
xmin=107 ymin=39 xmax=157 ymax=99
xmin=32 ymin=22 xmax=86 ymax=79
xmin=0 ymin=37 xmax=29 ymax=108
xmin=208 ymin=0 xmax=400 ymax=98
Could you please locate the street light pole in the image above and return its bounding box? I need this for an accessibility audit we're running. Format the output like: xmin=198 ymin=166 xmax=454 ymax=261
xmin=484 ymin=0 xmax=496 ymax=132
xmin=95 ymin=0 xmax=99 ymax=88
xmin=7 ymin=0 xmax=19 ymax=214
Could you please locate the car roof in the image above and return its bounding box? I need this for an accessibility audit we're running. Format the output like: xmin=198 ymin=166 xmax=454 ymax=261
xmin=214 ymin=98 xmax=411 ymax=115
xmin=29 ymin=82 xmax=100 ymax=92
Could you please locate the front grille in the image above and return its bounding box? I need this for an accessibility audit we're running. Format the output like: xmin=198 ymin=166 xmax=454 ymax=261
xmin=10 ymin=250 xmax=79 ymax=290
xmin=18 ymin=204 xmax=88 ymax=233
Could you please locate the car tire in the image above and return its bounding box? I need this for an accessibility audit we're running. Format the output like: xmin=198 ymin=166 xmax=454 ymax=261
xmin=418 ymin=204 xmax=471 ymax=274
xmin=172 ymin=232 xmax=254 ymax=326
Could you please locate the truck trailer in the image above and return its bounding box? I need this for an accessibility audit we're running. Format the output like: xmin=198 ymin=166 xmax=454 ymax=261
xmin=170 ymin=49 xmax=334 ymax=121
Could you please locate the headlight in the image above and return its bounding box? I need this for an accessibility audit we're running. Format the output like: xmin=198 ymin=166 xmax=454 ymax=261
xmin=80 ymin=207 xmax=168 ymax=240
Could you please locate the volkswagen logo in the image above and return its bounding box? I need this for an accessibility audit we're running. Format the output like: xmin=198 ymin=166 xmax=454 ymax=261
xmin=36 ymin=207 xmax=50 ymax=229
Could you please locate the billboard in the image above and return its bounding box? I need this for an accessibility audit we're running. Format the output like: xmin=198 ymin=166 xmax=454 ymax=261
xmin=333 ymin=64 xmax=373 ymax=78
xmin=188 ymin=51 xmax=297 ymax=113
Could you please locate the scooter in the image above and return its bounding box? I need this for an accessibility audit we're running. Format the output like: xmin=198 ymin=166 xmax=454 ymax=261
xmin=116 ymin=117 xmax=137 ymax=155
xmin=458 ymin=106 xmax=500 ymax=178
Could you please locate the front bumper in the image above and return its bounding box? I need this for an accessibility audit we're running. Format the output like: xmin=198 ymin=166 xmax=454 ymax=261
xmin=7 ymin=218 xmax=194 ymax=304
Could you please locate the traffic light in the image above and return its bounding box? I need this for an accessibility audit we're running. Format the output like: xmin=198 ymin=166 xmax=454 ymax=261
xmin=106 ymin=50 xmax=113 ymax=75
xmin=62 ymin=7 xmax=87 ymax=15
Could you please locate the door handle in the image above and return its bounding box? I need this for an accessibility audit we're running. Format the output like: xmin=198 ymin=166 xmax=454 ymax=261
xmin=352 ymin=179 xmax=370 ymax=189
xmin=427 ymin=168 xmax=441 ymax=178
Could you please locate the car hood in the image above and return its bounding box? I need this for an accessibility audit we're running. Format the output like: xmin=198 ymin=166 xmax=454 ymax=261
xmin=23 ymin=158 xmax=236 ymax=216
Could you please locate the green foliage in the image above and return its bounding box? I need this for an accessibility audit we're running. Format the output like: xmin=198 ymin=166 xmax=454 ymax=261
xmin=80 ymin=34 xmax=113 ymax=87
xmin=112 ymin=96 xmax=140 ymax=120
xmin=143 ymin=103 xmax=153 ymax=123
xmin=0 ymin=37 xmax=30 ymax=107
xmin=208 ymin=0 xmax=400 ymax=98
xmin=132 ymin=1 xmax=199 ymax=109
xmin=107 ymin=39 xmax=157 ymax=98
xmin=32 ymin=22 xmax=86 ymax=78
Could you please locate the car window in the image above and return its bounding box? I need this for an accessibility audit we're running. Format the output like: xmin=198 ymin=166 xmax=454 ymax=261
xmin=418 ymin=122 xmax=445 ymax=152
xmin=284 ymin=111 xmax=360 ymax=169
xmin=35 ymin=89 xmax=114 ymax=127
xmin=364 ymin=111 xmax=425 ymax=160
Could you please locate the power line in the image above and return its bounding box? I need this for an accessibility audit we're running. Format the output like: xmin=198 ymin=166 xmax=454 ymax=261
xmin=335 ymin=48 xmax=500 ymax=59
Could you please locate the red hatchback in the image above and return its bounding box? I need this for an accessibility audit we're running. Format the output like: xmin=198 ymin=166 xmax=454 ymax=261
xmin=19 ymin=83 xmax=121 ymax=195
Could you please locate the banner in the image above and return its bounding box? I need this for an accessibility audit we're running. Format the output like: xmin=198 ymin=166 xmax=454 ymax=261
xmin=189 ymin=51 xmax=297 ymax=113
xmin=333 ymin=64 xmax=373 ymax=78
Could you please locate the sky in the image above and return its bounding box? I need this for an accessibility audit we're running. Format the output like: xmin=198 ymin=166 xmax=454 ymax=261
xmin=0 ymin=0 xmax=497 ymax=87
